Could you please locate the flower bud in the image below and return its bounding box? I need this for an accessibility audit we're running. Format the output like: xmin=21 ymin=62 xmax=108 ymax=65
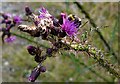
xmin=40 ymin=66 xmax=46 ymax=72
xmin=34 ymin=55 xmax=46 ymax=63
xmin=53 ymin=18 xmax=59 ymax=27
xmin=28 ymin=67 xmax=41 ymax=82
xmin=5 ymin=20 xmax=11 ymax=24
xmin=25 ymin=6 xmax=32 ymax=15
xmin=34 ymin=55 xmax=40 ymax=63
xmin=27 ymin=46 xmax=37 ymax=55
xmin=2 ymin=14 xmax=9 ymax=19
xmin=1 ymin=20 xmax=12 ymax=25
xmin=46 ymin=48 xmax=53 ymax=56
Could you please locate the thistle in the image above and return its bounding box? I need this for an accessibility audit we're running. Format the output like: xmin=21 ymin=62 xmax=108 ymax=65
xmin=1 ymin=5 xmax=119 ymax=82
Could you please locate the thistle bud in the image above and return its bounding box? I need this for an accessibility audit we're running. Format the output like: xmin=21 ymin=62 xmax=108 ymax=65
xmin=46 ymin=48 xmax=53 ymax=56
xmin=40 ymin=66 xmax=46 ymax=72
xmin=25 ymin=6 xmax=32 ymax=15
xmin=53 ymin=18 xmax=59 ymax=27
xmin=5 ymin=20 xmax=11 ymax=24
xmin=28 ymin=67 xmax=41 ymax=82
xmin=34 ymin=55 xmax=46 ymax=63
xmin=27 ymin=46 xmax=37 ymax=55
xmin=2 ymin=14 xmax=9 ymax=19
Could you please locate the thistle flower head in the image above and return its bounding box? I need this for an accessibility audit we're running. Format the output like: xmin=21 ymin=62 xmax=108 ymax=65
xmin=60 ymin=13 xmax=81 ymax=37
xmin=4 ymin=36 xmax=16 ymax=43
xmin=61 ymin=14 xmax=78 ymax=37
xmin=13 ymin=16 xmax=22 ymax=25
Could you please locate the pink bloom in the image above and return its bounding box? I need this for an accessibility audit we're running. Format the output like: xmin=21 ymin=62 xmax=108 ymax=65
xmin=13 ymin=16 xmax=22 ymax=25
xmin=61 ymin=13 xmax=78 ymax=37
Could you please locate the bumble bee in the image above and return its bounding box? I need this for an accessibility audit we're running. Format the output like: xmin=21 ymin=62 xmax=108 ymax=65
xmin=61 ymin=14 xmax=81 ymax=44
xmin=68 ymin=14 xmax=81 ymax=28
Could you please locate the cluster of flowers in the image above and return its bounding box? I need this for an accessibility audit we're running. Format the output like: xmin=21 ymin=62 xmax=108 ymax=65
xmin=1 ymin=6 xmax=120 ymax=81
xmin=18 ymin=6 xmax=82 ymax=82
xmin=0 ymin=13 xmax=22 ymax=43
xmin=1 ymin=6 xmax=81 ymax=82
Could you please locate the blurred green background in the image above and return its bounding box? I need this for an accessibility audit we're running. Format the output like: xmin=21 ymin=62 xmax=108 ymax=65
xmin=1 ymin=2 xmax=119 ymax=82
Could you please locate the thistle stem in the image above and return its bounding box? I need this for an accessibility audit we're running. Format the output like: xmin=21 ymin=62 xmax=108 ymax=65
xmin=70 ymin=43 xmax=120 ymax=79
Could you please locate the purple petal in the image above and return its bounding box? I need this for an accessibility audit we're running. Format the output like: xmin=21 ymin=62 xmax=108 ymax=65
xmin=38 ymin=14 xmax=45 ymax=19
xmin=38 ymin=7 xmax=52 ymax=19
xmin=39 ymin=7 xmax=47 ymax=14
xmin=61 ymin=18 xmax=78 ymax=36
xmin=4 ymin=36 xmax=16 ymax=43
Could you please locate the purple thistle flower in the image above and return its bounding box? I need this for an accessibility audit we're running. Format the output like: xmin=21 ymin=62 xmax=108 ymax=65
xmin=61 ymin=15 xmax=78 ymax=37
xmin=4 ymin=36 xmax=16 ymax=43
xmin=13 ymin=16 xmax=22 ymax=25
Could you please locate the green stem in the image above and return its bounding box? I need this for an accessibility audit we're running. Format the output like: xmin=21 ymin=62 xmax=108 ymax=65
xmin=70 ymin=43 xmax=120 ymax=79
xmin=10 ymin=32 xmax=120 ymax=79
xmin=11 ymin=32 xmax=48 ymax=48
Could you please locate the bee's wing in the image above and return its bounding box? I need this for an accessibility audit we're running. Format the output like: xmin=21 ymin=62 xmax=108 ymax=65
xmin=18 ymin=25 xmax=40 ymax=37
